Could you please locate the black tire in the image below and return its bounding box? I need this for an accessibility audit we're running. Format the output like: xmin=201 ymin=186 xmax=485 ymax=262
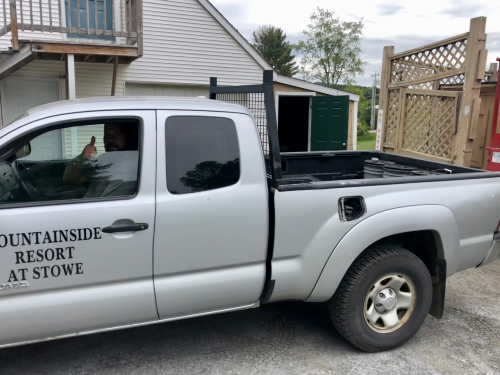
xmin=328 ymin=245 xmax=433 ymax=352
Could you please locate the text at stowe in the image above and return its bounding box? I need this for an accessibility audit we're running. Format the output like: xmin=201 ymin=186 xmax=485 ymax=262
xmin=1 ymin=228 xmax=102 ymax=284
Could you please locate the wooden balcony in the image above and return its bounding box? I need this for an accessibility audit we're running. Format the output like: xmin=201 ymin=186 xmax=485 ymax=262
xmin=0 ymin=0 xmax=143 ymax=80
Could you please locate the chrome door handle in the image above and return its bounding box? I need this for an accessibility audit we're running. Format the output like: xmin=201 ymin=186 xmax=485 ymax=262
xmin=102 ymin=223 xmax=149 ymax=233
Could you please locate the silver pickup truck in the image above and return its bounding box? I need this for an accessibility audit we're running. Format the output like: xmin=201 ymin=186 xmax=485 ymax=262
xmin=0 ymin=94 xmax=499 ymax=353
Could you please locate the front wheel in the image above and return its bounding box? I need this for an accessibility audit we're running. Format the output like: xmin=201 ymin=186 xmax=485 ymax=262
xmin=329 ymin=245 xmax=433 ymax=352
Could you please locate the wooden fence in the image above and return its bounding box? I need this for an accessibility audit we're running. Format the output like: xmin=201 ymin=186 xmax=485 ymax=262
xmin=379 ymin=17 xmax=488 ymax=166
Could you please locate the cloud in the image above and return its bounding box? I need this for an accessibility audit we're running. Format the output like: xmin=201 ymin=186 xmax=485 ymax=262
xmin=355 ymin=35 xmax=441 ymax=85
xmin=440 ymin=0 xmax=492 ymax=17
xmin=357 ymin=61 xmax=383 ymax=85
xmin=212 ymin=2 xmax=246 ymax=21
xmin=214 ymin=2 xmax=304 ymax=45
xmin=487 ymin=32 xmax=500 ymax=53
xmin=360 ymin=35 xmax=438 ymax=61
xmin=377 ymin=3 xmax=405 ymax=16
xmin=212 ymin=1 xmax=259 ymax=41
xmin=285 ymin=31 xmax=304 ymax=46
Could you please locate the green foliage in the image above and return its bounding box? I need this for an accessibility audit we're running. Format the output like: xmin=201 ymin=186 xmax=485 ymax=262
xmin=295 ymin=8 xmax=367 ymax=86
xmin=357 ymin=120 xmax=371 ymax=137
xmin=333 ymin=84 xmax=379 ymax=100
xmin=252 ymin=25 xmax=298 ymax=77
xmin=357 ymin=132 xmax=376 ymax=150
xmin=180 ymin=159 xmax=240 ymax=192
xmin=343 ymin=85 xmax=371 ymax=136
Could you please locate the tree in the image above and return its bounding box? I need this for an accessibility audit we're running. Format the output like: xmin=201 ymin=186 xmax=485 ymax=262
xmin=252 ymin=25 xmax=298 ymax=77
xmin=180 ymin=159 xmax=240 ymax=192
xmin=295 ymin=8 xmax=366 ymax=86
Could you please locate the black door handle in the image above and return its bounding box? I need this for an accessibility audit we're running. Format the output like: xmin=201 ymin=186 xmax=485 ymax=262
xmin=102 ymin=223 xmax=149 ymax=234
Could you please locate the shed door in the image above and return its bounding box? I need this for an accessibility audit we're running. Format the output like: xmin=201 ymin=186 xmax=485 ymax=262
xmin=310 ymin=96 xmax=349 ymax=151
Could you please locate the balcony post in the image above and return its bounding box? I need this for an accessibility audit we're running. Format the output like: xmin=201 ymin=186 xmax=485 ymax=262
xmin=111 ymin=57 xmax=118 ymax=96
xmin=65 ymin=54 xmax=76 ymax=100
xmin=9 ymin=0 xmax=19 ymax=51
xmin=136 ymin=0 xmax=143 ymax=56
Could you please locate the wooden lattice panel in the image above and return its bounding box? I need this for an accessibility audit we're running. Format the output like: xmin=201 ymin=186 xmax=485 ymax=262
xmin=391 ymin=39 xmax=467 ymax=85
xmin=384 ymin=89 xmax=401 ymax=145
xmin=408 ymin=82 xmax=435 ymax=90
xmin=440 ymin=74 xmax=465 ymax=85
xmin=401 ymin=91 xmax=457 ymax=160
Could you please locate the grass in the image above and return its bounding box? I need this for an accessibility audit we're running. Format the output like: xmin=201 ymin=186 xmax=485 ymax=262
xmin=357 ymin=132 xmax=376 ymax=150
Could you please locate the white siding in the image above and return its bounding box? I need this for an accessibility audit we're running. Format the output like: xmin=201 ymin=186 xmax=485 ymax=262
xmin=4 ymin=0 xmax=264 ymax=111
xmin=10 ymin=60 xmax=124 ymax=97
xmin=63 ymin=125 xmax=105 ymax=158
xmin=125 ymin=83 xmax=208 ymax=97
xmin=119 ymin=0 xmax=264 ymax=87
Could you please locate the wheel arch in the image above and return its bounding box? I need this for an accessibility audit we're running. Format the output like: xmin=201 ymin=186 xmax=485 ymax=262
xmin=306 ymin=205 xmax=459 ymax=307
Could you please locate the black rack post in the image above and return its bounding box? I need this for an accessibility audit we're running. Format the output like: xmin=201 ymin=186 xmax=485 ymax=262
xmin=208 ymin=70 xmax=282 ymax=185
xmin=262 ymin=70 xmax=282 ymax=182
xmin=209 ymin=77 xmax=217 ymax=100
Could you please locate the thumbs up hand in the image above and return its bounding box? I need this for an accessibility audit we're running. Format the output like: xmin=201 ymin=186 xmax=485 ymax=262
xmin=82 ymin=136 xmax=97 ymax=160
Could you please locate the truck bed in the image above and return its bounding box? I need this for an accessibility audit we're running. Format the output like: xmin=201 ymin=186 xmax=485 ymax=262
xmin=278 ymin=151 xmax=486 ymax=189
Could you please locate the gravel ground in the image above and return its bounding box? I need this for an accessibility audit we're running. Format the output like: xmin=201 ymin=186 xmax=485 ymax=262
xmin=1 ymin=260 xmax=500 ymax=375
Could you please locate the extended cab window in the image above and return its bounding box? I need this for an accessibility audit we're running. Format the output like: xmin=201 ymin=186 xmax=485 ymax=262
xmin=0 ymin=119 xmax=140 ymax=207
xmin=165 ymin=116 xmax=240 ymax=194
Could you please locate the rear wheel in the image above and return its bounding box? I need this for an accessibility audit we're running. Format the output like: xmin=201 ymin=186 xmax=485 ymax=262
xmin=329 ymin=245 xmax=433 ymax=352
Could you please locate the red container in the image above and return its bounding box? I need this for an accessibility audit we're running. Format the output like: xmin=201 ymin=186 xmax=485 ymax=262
xmin=486 ymin=57 xmax=500 ymax=171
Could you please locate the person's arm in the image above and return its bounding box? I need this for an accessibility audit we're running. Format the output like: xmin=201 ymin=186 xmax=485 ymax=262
xmin=63 ymin=136 xmax=97 ymax=184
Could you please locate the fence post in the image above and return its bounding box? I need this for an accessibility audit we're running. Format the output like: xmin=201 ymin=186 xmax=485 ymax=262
xmin=9 ymin=0 xmax=19 ymax=51
xmin=378 ymin=46 xmax=394 ymax=152
xmin=454 ymin=17 xmax=487 ymax=166
xmin=490 ymin=62 xmax=498 ymax=82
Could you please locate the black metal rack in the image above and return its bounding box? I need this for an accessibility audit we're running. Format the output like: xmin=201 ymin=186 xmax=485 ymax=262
xmin=209 ymin=70 xmax=282 ymax=186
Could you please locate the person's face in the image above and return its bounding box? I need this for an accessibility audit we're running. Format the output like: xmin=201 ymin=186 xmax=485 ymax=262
xmin=104 ymin=124 xmax=127 ymax=152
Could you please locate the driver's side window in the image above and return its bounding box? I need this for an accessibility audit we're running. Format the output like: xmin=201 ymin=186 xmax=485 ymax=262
xmin=0 ymin=119 xmax=141 ymax=207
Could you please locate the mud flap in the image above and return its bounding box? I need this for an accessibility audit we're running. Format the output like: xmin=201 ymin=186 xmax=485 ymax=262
xmin=429 ymin=259 xmax=447 ymax=319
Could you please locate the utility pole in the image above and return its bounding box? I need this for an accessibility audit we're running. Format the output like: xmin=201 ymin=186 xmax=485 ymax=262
xmin=370 ymin=73 xmax=379 ymax=130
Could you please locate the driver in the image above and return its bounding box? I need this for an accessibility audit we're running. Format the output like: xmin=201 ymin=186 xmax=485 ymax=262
xmin=63 ymin=122 xmax=138 ymax=185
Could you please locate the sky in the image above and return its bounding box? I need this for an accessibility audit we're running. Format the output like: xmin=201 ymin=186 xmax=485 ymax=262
xmin=210 ymin=0 xmax=500 ymax=86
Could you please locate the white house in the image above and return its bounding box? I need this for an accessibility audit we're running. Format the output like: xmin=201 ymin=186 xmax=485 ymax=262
xmin=0 ymin=0 xmax=359 ymax=153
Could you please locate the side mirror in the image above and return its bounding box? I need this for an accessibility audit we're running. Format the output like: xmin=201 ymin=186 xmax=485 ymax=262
xmin=15 ymin=143 xmax=31 ymax=159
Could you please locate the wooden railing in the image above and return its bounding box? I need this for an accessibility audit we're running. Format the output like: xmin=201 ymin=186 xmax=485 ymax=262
xmin=0 ymin=0 xmax=142 ymax=50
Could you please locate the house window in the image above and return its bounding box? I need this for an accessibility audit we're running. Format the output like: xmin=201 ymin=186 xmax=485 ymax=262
xmin=66 ymin=0 xmax=114 ymax=40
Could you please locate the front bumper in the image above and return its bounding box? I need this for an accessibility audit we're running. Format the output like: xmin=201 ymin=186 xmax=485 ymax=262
xmin=478 ymin=232 xmax=500 ymax=267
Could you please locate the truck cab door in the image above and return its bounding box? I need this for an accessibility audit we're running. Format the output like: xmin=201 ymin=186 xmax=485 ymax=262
xmin=0 ymin=110 xmax=157 ymax=346
xmin=153 ymin=111 xmax=269 ymax=319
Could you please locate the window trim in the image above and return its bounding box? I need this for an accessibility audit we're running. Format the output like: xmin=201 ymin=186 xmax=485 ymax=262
xmin=165 ymin=116 xmax=241 ymax=195
xmin=0 ymin=116 xmax=144 ymax=210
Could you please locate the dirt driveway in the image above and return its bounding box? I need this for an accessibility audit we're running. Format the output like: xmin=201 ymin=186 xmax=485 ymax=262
xmin=2 ymin=260 xmax=500 ymax=375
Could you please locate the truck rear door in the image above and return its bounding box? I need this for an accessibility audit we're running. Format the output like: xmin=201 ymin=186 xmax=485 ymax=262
xmin=0 ymin=110 xmax=157 ymax=346
xmin=153 ymin=111 xmax=269 ymax=319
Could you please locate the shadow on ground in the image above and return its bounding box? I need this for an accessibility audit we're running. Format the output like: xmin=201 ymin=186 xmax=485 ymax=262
xmin=0 ymin=302 xmax=353 ymax=375
xmin=3 ymin=262 xmax=500 ymax=375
